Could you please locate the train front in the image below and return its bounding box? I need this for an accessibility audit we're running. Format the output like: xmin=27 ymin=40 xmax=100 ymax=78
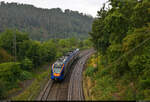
xmin=51 ymin=61 xmax=64 ymax=80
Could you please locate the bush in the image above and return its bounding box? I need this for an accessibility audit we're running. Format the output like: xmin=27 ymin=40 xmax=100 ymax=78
xmin=0 ymin=62 xmax=22 ymax=83
xmin=0 ymin=48 xmax=13 ymax=63
xmin=0 ymin=62 xmax=26 ymax=91
xmin=111 ymin=59 xmax=129 ymax=78
xmin=140 ymin=78 xmax=150 ymax=89
xmin=91 ymin=76 xmax=116 ymax=100
xmin=56 ymin=52 xmax=63 ymax=58
xmin=0 ymin=62 xmax=34 ymax=99
xmin=13 ymin=71 xmax=49 ymax=100
xmin=99 ymin=67 xmax=110 ymax=77
xmin=143 ymin=89 xmax=150 ymax=100
xmin=21 ymin=58 xmax=33 ymax=71
xmin=0 ymin=80 xmax=6 ymax=99
xmin=85 ymin=67 xmax=96 ymax=77
xmin=20 ymin=71 xmax=32 ymax=80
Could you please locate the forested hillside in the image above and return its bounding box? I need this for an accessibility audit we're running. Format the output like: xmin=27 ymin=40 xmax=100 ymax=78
xmin=84 ymin=0 xmax=150 ymax=100
xmin=0 ymin=2 xmax=93 ymax=41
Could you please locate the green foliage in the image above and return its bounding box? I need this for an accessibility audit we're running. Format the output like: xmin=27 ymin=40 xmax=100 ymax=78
xmin=42 ymin=40 xmax=57 ymax=62
xmin=58 ymin=39 xmax=68 ymax=48
xmin=0 ymin=2 xmax=93 ymax=41
xmin=0 ymin=62 xmax=21 ymax=83
xmin=122 ymin=25 xmax=150 ymax=53
xmin=129 ymin=54 xmax=150 ymax=78
xmin=25 ymin=41 xmax=42 ymax=67
xmin=131 ymin=0 xmax=150 ymax=28
xmin=140 ymin=79 xmax=150 ymax=89
xmin=85 ymin=67 xmax=96 ymax=77
xmin=123 ymin=87 xmax=136 ymax=100
xmin=83 ymin=38 xmax=93 ymax=48
xmin=21 ymin=58 xmax=33 ymax=71
xmin=88 ymin=0 xmax=150 ymax=100
xmin=0 ymin=29 xmax=29 ymax=54
xmin=107 ymin=44 xmax=122 ymax=62
xmin=104 ymin=11 xmax=129 ymax=44
xmin=0 ymin=48 xmax=13 ymax=63
xmin=20 ymin=71 xmax=32 ymax=80
xmin=92 ymin=76 xmax=117 ymax=100
xmin=0 ymin=62 xmax=33 ymax=98
xmin=0 ymin=27 xmax=89 ymax=99
xmin=56 ymin=52 xmax=63 ymax=58
xmin=0 ymin=62 xmax=23 ymax=91
xmin=99 ymin=67 xmax=110 ymax=77
xmin=12 ymin=70 xmax=49 ymax=100
xmin=0 ymin=28 xmax=88 ymax=70
xmin=0 ymin=80 xmax=6 ymax=99
xmin=68 ymin=37 xmax=78 ymax=47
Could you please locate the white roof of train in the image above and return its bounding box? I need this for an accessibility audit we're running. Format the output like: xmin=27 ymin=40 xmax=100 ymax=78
xmin=54 ymin=49 xmax=79 ymax=66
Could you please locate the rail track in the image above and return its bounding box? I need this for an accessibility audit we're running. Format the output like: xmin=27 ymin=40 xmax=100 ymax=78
xmin=37 ymin=49 xmax=95 ymax=101
xmin=68 ymin=49 xmax=95 ymax=100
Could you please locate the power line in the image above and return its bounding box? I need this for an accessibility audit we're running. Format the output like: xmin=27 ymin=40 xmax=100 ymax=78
xmin=105 ymin=36 xmax=150 ymax=69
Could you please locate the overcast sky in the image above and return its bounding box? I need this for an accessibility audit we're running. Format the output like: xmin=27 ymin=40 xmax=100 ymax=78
xmin=0 ymin=0 xmax=108 ymax=17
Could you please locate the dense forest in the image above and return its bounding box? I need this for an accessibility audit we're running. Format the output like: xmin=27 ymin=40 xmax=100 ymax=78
xmin=85 ymin=0 xmax=150 ymax=100
xmin=0 ymin=2 xmax=93 ymax=41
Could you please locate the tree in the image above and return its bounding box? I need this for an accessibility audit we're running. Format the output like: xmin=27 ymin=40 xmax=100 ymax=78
xmin=131 ymin=0 xmax=150 ymax=28
xmin=0 ymin=29 xmax=29 ymax=55
xmin=0 ymin=2 xmax=93 ymax=40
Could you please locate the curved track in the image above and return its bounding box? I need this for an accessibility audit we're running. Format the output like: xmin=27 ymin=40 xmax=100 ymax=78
xmin=68 ymin=49 xmax=94 ymax=100
xmin=37 ymin=49 xmax=95 ymax=101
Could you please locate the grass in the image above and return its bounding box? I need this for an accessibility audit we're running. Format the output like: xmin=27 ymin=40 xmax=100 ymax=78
xmin=12 ymin=66 xmax=50 ymax=100
xmin=83 ymin=54 xmax=96 ymax=100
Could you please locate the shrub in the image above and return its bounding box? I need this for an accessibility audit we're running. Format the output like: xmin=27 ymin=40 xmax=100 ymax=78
xmin=13 ymin=71 xmax=49 ymax=100
xmin=129 ymin=54 xmax=150 ymax=79
xmin=0 ymin=48 xmax=13 ymax=63
xmin=85 ymin=67 xmax=96 ymax=77
xmin=20 ymin=71 xmax=32 ymax=80
xmin=140 ymin=78 xmax=150 ymax=89
xmin=0 ymin=80 xmax=6 ymax=99
xmin=0 ymin=62 xmax=22 ymax=83
xmin=99 ymin=67 xmax=110 ymax=77
xmin=21 ymin=58 xmax=33 ymax=71
xmin=143 ymin=89 xmax=150 ymax=100
xmin=56 ymin=52 xmax=63 ymax=58
xmin=111 ymin=59 xmax=129 ymax=78
xmin=0 ymin=62 xmax=24 ymax=91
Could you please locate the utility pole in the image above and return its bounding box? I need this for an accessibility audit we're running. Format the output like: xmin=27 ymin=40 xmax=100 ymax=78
xmin=53 ymin=11 xmax=56 ymax=42
xmin=97 ymin=39 xmax=99 ymax=69
xmin=13 ymin=30 xmax=17 ymax=62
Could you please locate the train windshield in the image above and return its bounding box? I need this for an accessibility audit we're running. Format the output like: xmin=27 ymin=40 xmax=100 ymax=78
xmin=53 ymin=67 xmax=61 ymax=73
xmin=54 ymin=63 xmax=62 ymax=68
xmin=53 ymin=62 xmax=62 ymax=73
xmin=53 ymin=56 xmax=67 ymax=73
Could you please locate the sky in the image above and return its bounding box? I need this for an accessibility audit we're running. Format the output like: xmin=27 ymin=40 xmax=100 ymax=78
xmin=0 ymin=0 xmax=108 ymax=17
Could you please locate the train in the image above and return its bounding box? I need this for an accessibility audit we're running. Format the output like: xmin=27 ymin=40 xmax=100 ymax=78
xmin=51 ymin=48 xmax=80 ymax=81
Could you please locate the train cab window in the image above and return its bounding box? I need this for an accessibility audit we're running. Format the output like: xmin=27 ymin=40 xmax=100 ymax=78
xmin=53 ymin=56 xmax=67 ymax=74
xmin=53 ymin=62 xmax=62 ymax=73
xmin=54 ymin=63 xmax=61 ymax=68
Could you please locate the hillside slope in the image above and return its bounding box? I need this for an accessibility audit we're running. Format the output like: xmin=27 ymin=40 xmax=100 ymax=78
xmin=0 ymin=2 xmax=93 ymax=41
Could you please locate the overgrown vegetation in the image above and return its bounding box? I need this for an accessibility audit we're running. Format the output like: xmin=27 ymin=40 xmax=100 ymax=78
xmin=85 ymin=0 xmax=150 ymax=100
xmin=12 ymin=69 xmax=49 ymax=100
xmin=0 ymin=29 xmax=93 ymax=99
